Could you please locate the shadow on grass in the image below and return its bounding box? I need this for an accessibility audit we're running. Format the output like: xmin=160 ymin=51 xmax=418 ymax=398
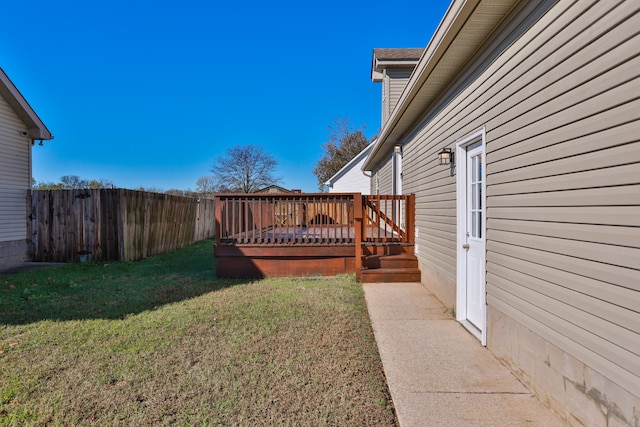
xmin=0 ymin=240 xmax=251 ymax=325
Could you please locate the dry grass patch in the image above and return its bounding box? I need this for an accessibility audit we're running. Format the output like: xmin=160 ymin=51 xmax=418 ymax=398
xmin=0 ymin=240 xmax=396 ymax=426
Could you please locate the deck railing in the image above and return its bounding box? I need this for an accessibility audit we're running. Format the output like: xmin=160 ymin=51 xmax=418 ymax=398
xmin=215 ymin=193 xmax=414 ymax=246
xmin=215 ymin=193 xmax=356 ymax=245
xmin=362 ymin=194 xmax=415 ymax=243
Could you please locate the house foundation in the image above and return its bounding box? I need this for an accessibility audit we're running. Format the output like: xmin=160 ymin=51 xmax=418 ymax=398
xmin=0 ymin=240 xmax=28 ymax=268
xmin=487 ymin=307 xmax=639 ymax=427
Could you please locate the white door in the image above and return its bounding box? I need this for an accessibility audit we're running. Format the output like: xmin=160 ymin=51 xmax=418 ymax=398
xmin=464 ymin=144 xmax=485 ymax=329
xmin=456 ymin=130 xmax=487 ymax=344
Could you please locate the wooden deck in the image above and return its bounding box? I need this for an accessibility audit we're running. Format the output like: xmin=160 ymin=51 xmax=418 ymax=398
xmin=214 ymin=193 xmax=418 ymax=282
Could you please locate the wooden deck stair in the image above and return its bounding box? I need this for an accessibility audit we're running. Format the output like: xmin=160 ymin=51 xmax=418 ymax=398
xmin=360 ymin=245 xmax=421 ymax=283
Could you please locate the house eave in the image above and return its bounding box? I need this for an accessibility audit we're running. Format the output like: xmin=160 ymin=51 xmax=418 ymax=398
xmin=371 ymin=60 xmax=423 ymax=82
xmin=363 ymin=0 xmax=520 ymax=170
xmin=0 ymin=68 xmax=53 ymax=141
xmin=370 ymin=48 xmax=424 ymax=82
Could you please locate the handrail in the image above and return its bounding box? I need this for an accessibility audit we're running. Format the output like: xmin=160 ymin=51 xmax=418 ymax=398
xmin=361 ymin=194 xmax=413 ymax=244
xmin=364 ymin=196 xmax=407 ymax=240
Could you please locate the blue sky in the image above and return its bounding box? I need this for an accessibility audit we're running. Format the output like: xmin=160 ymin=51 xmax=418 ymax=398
xmin=2 ymin=0 xmax=450 ymax=192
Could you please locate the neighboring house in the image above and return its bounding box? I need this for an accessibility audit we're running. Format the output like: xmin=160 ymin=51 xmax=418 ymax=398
xmin=324 ymin=142 xmax=373 ymax=194
xmin=364 ymin=1 xmax=639 ymax=426
xmin=0 ymin=68 xmax=53 ymax=267
xmin=253 ymin=185 xmax=301 ymax=194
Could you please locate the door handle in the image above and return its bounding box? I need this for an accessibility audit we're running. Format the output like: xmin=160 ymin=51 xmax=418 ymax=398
xmin=462 ymin=244 xmax=470 ymax=249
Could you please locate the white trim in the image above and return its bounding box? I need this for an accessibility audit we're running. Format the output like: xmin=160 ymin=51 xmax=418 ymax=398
xmin=456 ymin=127 xmax=487 ymax=346
xmin=0 ymin=68 xmax=53 ymax=140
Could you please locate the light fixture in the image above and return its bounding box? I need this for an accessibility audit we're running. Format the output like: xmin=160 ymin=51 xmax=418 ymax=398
xmin=438 ymin=147 xmax=454 ymax=165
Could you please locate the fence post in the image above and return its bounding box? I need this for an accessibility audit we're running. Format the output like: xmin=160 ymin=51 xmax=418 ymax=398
xmin=353 ymin=193 xmax=363 ymax=280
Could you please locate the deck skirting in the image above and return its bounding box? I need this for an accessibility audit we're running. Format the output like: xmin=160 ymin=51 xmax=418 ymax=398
xmin=214 ymin=244 xmax=356 ymax=279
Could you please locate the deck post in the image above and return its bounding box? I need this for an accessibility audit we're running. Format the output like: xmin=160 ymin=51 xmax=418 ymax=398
xmin=214 ymin=195 xmax=221 ymax=255
xmin=407 ymin=193 xmax=415 ymax=243
xmin=353 ymin=193 xmax=363 ymax=280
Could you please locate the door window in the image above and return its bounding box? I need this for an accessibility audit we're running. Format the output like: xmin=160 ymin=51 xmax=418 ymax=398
xmin=470 ymin=153 xmax=483 ymax=239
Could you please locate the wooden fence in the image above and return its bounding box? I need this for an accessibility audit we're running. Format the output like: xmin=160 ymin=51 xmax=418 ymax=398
xmin=29 ymin=189 xmax=215 ymax=262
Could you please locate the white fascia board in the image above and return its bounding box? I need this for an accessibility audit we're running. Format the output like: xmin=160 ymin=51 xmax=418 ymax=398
xmin=372 ymin=59 xmax=421 ymax=81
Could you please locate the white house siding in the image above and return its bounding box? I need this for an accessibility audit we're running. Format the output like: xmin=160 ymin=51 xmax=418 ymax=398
xmin=396 ymin=1 xmax=639 ymax=424
xmin=327 ymin=158 xmax=371 ymax=195
xmin=0 ymin=91 xmax=31 ymax=265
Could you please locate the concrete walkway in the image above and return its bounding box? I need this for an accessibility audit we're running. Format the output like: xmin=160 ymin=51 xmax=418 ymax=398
xmin=364 ymin=282 xmax=566 ymax=427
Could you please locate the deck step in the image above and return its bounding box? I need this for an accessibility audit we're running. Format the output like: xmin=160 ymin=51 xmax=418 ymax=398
xmin=360 ymin=267 xmax=421 ymax=283
xmin=359 ymin=251 xmax=421 ymax=283
xmin=362 ymin=254 xmax=418 ymax=269
xmin=362 ymin=244 xmax=414 ymax=257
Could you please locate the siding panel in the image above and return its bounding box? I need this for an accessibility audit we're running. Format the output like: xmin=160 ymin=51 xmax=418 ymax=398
xmin=488 ymin=251 xmax=639 ymax=314
xmin=395 ymin=0 xmax=640 ymax=403
xmin=387 ymin=70 xmax=412 ymax=117
xmin=487 ymin=240 xmax=639 ymax=293
xmin=488 ymin=264 xmax=639 ymax=337
xmin=489 ymin=185 xmax=640 ymax=208
xmin=490 ymin=229 xmax=639 ymax=272
xmin=375 ymin=155 xmax=394 ymax=195
xmin=490 ymin=218 xmax=640 ymax=248
xmin=0 ymin=92 xmax=30 ymax=244
xmin=488 ymin=162 xmax=640 ymax=195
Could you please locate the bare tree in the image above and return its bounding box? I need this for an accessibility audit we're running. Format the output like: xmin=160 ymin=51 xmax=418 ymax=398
xmin=60 ymin=175 xmax=88 ymax=189
xmin=88 ymin=179 xmax=115 ymax=189
xmin=34 ymin=176 xmax=115 ymax=190
xmin=313 ymin=118 xmax=371 ymax=191
xmin=195 ymin=176 xmax=216 ymax=198
xmin=211 ymin=145 xmax=281 ymax=193
xmin=165 ymin=189 xmax=187 ymax=197
xmin=32 ymin=181 xmax=64 ymax=190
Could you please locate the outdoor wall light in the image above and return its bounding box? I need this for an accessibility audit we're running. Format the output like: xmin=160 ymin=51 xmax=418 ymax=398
xmin=438 ymin=147 xmax=454 ymax=165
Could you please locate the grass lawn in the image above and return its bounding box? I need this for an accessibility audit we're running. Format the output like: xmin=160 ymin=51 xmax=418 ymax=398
xmin=0 ymin=239 xmax=396 ymax=426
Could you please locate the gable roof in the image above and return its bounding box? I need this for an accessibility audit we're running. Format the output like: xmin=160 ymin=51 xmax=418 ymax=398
xmin=371 ymin=48 xmax=424 ymax=81
xmin=364 ymin=0 xmax=520 ymax=170
xmin=373 ymin=48 xmax=425 ymax=61
xmin=0 ymin=68 xmax=53 ymax=140
xmin=325 ymin=142 xmax=374 ymax=188
xmin=253 ymin=185 xmax=298 ymax=194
